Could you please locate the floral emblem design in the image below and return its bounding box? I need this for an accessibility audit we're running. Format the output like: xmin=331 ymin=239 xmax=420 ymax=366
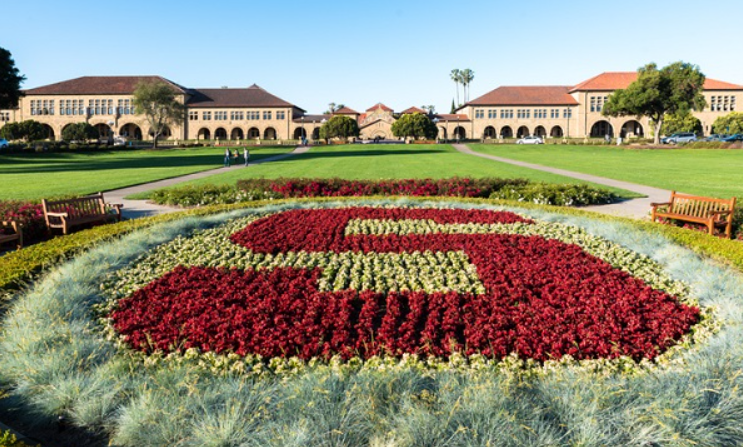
xmin=111 ymin=208 xmax=700 ymax=363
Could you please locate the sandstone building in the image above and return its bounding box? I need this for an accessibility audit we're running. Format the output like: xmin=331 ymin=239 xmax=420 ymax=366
xmin=0 ymin=72 xmax=741 ymax=142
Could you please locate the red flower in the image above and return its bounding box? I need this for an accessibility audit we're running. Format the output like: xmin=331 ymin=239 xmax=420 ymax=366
xmin=112 ymin=208 xmax=699 ymax=362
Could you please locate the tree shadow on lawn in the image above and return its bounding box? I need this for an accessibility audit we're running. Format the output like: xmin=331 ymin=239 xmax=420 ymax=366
xmin=0 ymin=152 xmax=282 ymax=175
xmin=287 ymin=148 xmax=442 ymax=162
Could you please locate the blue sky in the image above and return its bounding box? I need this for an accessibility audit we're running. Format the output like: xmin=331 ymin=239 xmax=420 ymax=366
xmin=4 ymin=0 xmax=742 ymax=114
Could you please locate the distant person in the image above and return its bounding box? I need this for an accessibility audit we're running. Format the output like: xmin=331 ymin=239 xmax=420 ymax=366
xmin=244 ymin=146 xmax=249 ymax=166
xmin=604 ymin=134 xmax=611 ymax=143
xmin=224 ymin=148 xmax=231 ymax=167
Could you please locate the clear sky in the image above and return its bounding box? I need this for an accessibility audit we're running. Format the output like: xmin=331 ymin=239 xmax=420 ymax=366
xmin=4 ymin=0 xmax=742 ymax=114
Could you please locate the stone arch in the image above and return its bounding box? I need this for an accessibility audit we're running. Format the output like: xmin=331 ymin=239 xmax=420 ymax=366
xmin=149 ymin=125 xmax=172 ymax=139
xmin=120 ymin=123 xmax=143 ymax=140
xmin=311 ymin=127 xmax=320 ymax=140
xmin=61 ymin=123 xmax=75 ymax=140
xmin=248 ymin=127 xmax=261 ymax=139
xmin=231 ymin=128 xmax=244 ymax=140
xmin=590 ymin=120 xmax=614 ymax=138
xmin=500 ymin=126 xmax=513 ymax=138
xmin=94 ymin=123 xmax=112 ymax=140
xmin=439 ymin=127 xmax=448 ymax=139
xmin=198 ymin=128 xmax=211 ymax=140
xmin=534 ymin=126 xmax=547 ymax=137
xmin=40 ymin=124 xmax=55 ymax=140
xmin=293 ymin=127 xmax=307 ymax=139
xmin=453 ymin=126 xmax=466 ymax=140
xmin=517 ymin=126 xmax=530 ymax=138
xmin=214 ymin=127 xmax=228 ymax=140
xmin=264 ymin=127 xmax=277 ymax=140
xmin=620 ymin=120 xmax=644 ymax=138
xmin=550 ymin=126 xmax=564 ymax=138
xmin=483 ymin=126 xmax=497 ymax=139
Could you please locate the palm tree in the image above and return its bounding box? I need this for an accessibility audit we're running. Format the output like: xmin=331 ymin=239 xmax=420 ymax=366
xmin=460 ymin=69 xmax=475 ymax=103
xmin=450 ymin=69 xmax=461 ymax=107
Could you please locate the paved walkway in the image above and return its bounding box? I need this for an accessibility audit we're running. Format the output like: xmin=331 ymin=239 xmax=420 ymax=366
xmin=106 ymin=146 xmax=309 ymax=219
xmin=453 ymin=144 xmax=673 ymax=219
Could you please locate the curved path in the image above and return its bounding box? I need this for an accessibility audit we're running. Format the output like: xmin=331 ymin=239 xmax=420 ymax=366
xmin=107 ymin=146 xmax=309 ymax=219
xmin=453 ymin=144 xmax=673 ymax=219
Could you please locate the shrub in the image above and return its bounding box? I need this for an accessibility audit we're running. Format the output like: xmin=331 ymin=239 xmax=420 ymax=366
xmin=149 ymin=184 xmax=282 ymax=206
xmin=489 ymin=183 xmax=617 ymax=206
xmin=236 ymin=178 xmax=531 ymax=200
xmin=0 ymin=430 xmax=38 ymax=447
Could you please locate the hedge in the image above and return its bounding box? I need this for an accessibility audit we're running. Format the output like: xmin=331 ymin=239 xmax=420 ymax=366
xmin=2 ymin=197 xmax=743 ymax=296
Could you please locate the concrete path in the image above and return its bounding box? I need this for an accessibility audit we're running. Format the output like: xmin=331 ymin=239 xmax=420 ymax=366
xmin=106 ymin=146 xmax=309 ymax=219
xmin=453 ymin=144 xmax=673 ymax=219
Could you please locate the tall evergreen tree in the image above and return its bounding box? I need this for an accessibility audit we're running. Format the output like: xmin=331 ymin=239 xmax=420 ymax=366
xmin=0 ymin=47 xmax=25 ymax=110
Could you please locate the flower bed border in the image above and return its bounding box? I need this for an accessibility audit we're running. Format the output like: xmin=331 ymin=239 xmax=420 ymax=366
xmin=2 ymin=198 xmax=743 ymax=446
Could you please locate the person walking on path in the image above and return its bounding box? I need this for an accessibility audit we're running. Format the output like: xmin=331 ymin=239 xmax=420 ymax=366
xmin=244 ymin=146 xmax=249 ymax=166
xmin=224 ymin=148 xmax=231 ymax=167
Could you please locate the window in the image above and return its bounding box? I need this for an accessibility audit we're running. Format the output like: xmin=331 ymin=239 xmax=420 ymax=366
xmin=500 ymin=109 xmax=513 ymax=119
xmin=247 ymin=111 xmax=259 ymax=120
xmin=230 ymin=111 xmax=244 ymax=120
xmin=203 ymin=111 xmax=212 ymax=120
xmin=277 ymin=111 xmax=286 ymax=120
xmin=487 ymin=109 xmax=497 ymax=119
xmin=263 ymin=111 xmax=272 ymax=120
xmin=563 ymin=108 xmax=572 ymax=118
xmin=0 ymin=112 xmax=9 ymax=122
xmin=215 ymin=111 xmax=227 ymax=120
xmin=189 ymin=111 xmax=199 ymax=120
xmin=732 ymin=96 xmax=737 ymax=111
xmin=551 ymin=109 xmax=559 ymax=119
xmin=475 ymin=109 xmax=484 ymax=119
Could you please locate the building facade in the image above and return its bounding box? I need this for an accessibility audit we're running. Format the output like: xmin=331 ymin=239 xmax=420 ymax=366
xmin=456 ymin=72 xmax=743 ymax=140
xmin=1 ymin=71 xmax=741 ymax=142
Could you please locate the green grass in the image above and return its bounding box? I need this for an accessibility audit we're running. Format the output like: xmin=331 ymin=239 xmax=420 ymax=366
xmin=0 ymin=146 xmax=292 ymax=201
xmin=132 ymin=144 xmax=640 ymax=199
xmin=470 ymin=144 xmax=743 ymax=198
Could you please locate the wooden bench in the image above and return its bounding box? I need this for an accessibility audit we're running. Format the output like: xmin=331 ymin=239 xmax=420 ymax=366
xmin=0 ymin=220 xmax=23 ymax=250
xmin=651 ymin=191 xmax=736 ymax=238
xmin=42 ymin=193 xmax=123 ymax=235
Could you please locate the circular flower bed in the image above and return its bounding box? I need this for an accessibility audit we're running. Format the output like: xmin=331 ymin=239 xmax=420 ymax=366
xmin=5 ymin=199 xmax=742 ymax=446
xmin=104 ymin=206 xmax=703 ymax=368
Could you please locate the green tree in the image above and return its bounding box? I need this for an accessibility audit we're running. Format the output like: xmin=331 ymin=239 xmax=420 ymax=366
xmin=450 ymin=69 xmax=461 ymax=106
xmin=391 ymin=113 xmax=438 ymax=140
xmin=460 ymin=68 xmax=475 ymax=103
xmin=0 ymin=120 xmax=45 ymax=141
xmin=62 ymin=122 xmax=98 ymax=142
xmin=603 ymin=62 xmax=706 ymax=144
xmin=659 ymin=111 xmax=702 ymax=136
xmin=324 ymin=103 xmax=346 ymax=114
xmin=421 ymin=105 xmax=436 ymax=115
xmin=132 ymin=80 xmax=185 ymax=148
xmin=318 ymin=115 xmax=359 ymax=141
xmin=0 ymin=47 xmax=25 ymax=110
xmin=450 ymin=99 xmax=456 ymax=114
xmin=712 ymin=112 xmax=743 ymax=135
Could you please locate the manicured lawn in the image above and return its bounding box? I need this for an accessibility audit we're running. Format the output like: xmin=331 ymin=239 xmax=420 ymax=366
xmin=133 ymin=144 xmax=640 ymax=199
xmin=470 ymin=144 xmax=743 ymax=198
xmin=0 ymin=146 xmax=291 ymax=201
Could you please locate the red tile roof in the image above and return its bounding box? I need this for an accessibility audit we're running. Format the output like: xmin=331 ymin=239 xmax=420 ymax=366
xmin=467 ymin=86 xmax=578 ymax=106
xmin=570 ymin=72 xmax=743 ymax=92
xmin=703 ymin=78 xmax=743 ymax=90
xmin=187 ymin=85 xmax=300 ymax=109
xmin=433 ymin=114 xmax=470 ymax=122
xmin=366 ymin=103 xmax=393 ymax=112
xmin=333 ymin=106 xmax=359 ymax=115
xmin=400 ymin=106 xmax=427 ymax=114
xmin=24 ymin=76 xmax=187 ymax=95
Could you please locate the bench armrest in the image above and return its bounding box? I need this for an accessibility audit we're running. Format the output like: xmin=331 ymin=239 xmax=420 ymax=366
xmin=1 ymin=220 xmax=22 ymax=230
xmin=650 ymin=202 xmax=671 ymax=208
xmin=710 ymin=210 xmax=733 ymax=217
xmin=106 ymin=203 xmax=124 ymax=210
xmin=46 ymin=212 xmax=69 ymax=218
